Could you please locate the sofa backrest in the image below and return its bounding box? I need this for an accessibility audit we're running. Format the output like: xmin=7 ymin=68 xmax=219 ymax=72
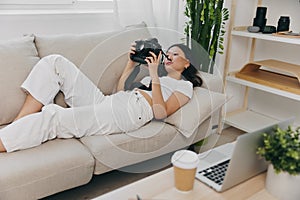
xmin=35 ymin=27 xmax=152 ymax=95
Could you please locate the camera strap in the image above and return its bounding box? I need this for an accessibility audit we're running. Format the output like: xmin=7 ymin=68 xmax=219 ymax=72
xmin=124 ymin=64 xmax=141 ymax=90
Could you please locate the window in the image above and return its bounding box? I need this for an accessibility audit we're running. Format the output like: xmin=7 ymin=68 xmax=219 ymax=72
xmin=0 ymin=0 xmax=114 ymax=14
xmin=0 ymin=0 xmax=75 ymax=5
xmin=0 ymin=0 xmax=113 ymax=4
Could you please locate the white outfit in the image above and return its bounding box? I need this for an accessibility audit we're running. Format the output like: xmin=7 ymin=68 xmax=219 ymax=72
xmin=0 ymin=55 xmax=153 ymax=152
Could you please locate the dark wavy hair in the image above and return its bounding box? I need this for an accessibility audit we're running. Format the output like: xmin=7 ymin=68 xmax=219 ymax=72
xmin=167 ymin=44 xmax=203 ymax=88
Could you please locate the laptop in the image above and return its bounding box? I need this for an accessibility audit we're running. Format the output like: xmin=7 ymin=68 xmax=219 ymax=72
xmin=195 ymin=117 xmax=294 ymax=192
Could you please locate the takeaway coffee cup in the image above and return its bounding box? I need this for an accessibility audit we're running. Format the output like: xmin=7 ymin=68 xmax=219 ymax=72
xmin=171 ymin=150 xmax=199 ymax=191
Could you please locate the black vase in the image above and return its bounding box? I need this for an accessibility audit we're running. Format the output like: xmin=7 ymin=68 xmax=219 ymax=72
xmin=277 ymin=16 xmax=290 ymax=32
xmin=253 ymin=7 xmax=267 ymax=31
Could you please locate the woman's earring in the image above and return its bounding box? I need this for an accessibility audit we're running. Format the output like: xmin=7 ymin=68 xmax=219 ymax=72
xmin=185 ymin=60 xmax=190 ymax=69
xmin=185 ymin=61 xmax=190 ymax=69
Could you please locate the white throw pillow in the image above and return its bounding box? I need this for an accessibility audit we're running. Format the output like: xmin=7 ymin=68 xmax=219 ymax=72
xmin=0 ymin=36 xmax=40 ymax=125
xmin=164 ymin=87 xmax=226 ymax=138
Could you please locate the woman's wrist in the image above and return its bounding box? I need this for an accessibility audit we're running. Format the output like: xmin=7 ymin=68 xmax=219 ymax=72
xmin=149 ymin=67 xmax=159 ymax=78
xmin=151 ymin=76 xmax=160 ymax=84
xmin=126 ymin=60 xmax=136 ymax=68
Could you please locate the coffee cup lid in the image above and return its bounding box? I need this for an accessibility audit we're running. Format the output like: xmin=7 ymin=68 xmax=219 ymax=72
xmin=171 ymin=150 xmax=199 ymax=169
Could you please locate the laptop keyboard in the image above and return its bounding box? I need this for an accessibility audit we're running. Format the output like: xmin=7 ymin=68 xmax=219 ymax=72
xmin=198 ymin=159 xmax=230 ymax=185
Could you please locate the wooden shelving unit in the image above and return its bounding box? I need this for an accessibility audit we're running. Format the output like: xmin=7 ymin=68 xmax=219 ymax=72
xmin=223 ymin=0 xmax=300 ymax=131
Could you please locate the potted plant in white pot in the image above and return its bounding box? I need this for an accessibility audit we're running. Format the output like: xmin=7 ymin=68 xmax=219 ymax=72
xmin=257 ymin=125 xmax=300 ymax=200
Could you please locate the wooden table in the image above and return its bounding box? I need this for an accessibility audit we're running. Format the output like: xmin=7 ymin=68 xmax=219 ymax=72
xmin=93 ymin=167 xmax=276 ymax=200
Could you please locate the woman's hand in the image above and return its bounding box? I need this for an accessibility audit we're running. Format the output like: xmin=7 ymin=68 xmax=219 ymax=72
xmin=127 ymin=42 xmax=137 ymax=68
xmin=145 ymin=51 xmax=161 ymax=81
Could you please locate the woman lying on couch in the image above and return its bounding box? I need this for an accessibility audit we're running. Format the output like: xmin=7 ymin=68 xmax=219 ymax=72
xmin=0 ymin=43 xmax=202 ymax=153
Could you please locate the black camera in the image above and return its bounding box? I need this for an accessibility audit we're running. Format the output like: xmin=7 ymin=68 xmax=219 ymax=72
xmin=130 ymin=38 xmax=162 ymax=64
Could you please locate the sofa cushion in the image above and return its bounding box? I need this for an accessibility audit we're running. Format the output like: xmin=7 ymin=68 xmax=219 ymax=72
xmin=81 ymin=118 xmax=212 ymax=174
xmin=164 ymin=87 xmax=226 ymax=138
xmin=34 ymin=30 xmax=121 ymax=67
xmin=81 ymin=121 xmax=177 ymax=172
xmin=0 ymin=36 xmax=40 ymax=125
xmin=0 ymin=139 xmax=94 ymax=200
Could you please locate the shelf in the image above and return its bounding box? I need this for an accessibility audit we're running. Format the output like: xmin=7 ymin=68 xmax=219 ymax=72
xmin=225 ymin=110 xmax=280 ymax=132
xmin=231 ymin=29 xmax=300 ymax=45
xmin=226 ymin=75 xmax=300 ymax=101
xmin=233 ymin=59 xmax=300 ymax=97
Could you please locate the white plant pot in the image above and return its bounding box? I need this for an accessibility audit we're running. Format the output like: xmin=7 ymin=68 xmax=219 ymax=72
xmin=266 ymin=164 xmax=300 ymax=200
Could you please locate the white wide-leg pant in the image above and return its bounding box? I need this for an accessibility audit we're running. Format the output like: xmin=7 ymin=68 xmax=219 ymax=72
xmin=0 ymin=55 xmax=153 ymax=152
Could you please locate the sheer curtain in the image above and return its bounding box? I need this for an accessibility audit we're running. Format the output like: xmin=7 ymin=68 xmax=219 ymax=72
xmin=114 ymin=0 xmax=185 ymax=32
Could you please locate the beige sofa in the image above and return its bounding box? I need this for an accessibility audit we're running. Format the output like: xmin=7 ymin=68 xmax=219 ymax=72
xmin=0 ymin=27 xmax=226 ymax=199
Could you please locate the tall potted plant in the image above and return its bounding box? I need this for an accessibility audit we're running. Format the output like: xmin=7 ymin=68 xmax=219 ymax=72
xmin=184 ymin=0 xmax=229 ymax=73
xmin=257 ymin=125 xmax=300 ymax=200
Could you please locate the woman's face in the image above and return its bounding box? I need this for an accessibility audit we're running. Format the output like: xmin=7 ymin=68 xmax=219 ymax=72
xmin=164 ymin=46 xmax=190 ymax=73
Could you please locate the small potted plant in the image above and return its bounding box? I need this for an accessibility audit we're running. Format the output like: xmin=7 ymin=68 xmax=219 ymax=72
xmin=257 ymin=125 xmax=300 ymax=200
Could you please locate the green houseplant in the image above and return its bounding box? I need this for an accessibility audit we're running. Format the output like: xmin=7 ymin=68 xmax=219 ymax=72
xmin=257 ymin=125 xmax=300 ymax=200
xmin=184 ymin=0 xmax=229 ymax=73
xmin=257 ymin=125 xmax=300 ymax=175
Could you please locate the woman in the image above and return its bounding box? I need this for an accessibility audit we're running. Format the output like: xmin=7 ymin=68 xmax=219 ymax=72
xmin=0 ymin=43 xmax=202 ymax=153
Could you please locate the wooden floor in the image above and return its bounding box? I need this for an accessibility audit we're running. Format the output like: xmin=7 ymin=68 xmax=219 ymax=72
xmin=43 ymin=127 xmax=244 ymax=200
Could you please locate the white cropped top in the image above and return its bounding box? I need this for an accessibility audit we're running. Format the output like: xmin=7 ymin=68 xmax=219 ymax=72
xmin=139 ymin=76 xmax=193 ymax=101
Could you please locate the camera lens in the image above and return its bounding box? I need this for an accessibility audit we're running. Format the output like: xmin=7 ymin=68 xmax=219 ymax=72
xmin=138 ymin=44 xmax=144 ymax=51
xmin=277 ymin=16 xmax=290 ymax=32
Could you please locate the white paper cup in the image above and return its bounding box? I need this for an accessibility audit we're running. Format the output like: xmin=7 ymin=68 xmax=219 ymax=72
xmin=171 ymin=150 xmax=199 ymax=191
